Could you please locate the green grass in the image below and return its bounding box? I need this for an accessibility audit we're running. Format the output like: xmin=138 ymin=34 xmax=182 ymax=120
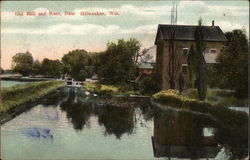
xmin=83 ymin=82 xmax=119 ymax=95
xmin=185 ymin=88 xmax=247 ymax=107
xmin=82 ymin=82 xmax=139 ymax=95
xmin=1 ymin=81 xmax=63 ymax=113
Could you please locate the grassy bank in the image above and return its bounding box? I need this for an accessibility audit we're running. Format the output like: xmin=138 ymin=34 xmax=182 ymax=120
xmin=152 ymin=90 xmax=248 ymax=146
xmin=1 ymin=81 xmax=63 ymax=113
xmin=82 ymin=82 xmax=139 ymax=95
xmin=152 ymin=90 xmax=248 ymax=123
xmin=185 ymin=88 xmax=247 ymax=107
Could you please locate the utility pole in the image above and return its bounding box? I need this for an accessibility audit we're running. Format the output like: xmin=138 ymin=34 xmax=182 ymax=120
xmin=169 ymin=1 xmax=178 ymax=89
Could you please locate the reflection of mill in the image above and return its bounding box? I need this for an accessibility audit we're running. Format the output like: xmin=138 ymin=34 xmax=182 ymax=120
xmin=152 ymin=103 xmax=221 ymax=159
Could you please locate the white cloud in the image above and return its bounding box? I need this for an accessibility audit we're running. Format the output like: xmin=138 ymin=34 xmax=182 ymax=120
xmin=204 ymin=5 xmax=249 ymax=16
xmin=178 ymin=0 xmax=205 ymax=9
xmin=122 ymin=25 xmax=157 ymax=34
xmin=216 ymin=21 xmax=249 ymax=33
xmin=1 ymin=23 xmax=157 ymax=35
xmin=33 ymin=7 xmax=50 ymax=13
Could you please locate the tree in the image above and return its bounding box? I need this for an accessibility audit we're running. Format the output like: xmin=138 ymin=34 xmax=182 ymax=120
xmin=0 ymin=67 xmax=4 ymax=74
xmin=40 ymin=58 xmax=63 ymax=78
xmin=12 ymin=51 xmax=34 ymax=76
xmin=62 ymin=49 xmax=92 ymax=81
xmin=98 ymin=38 xmax=141 ymax=84
xmin=215 ymin=29 xmax=248 ymax=97
xmin=32 ymin=60 xmax=41 ymax=75
xmin=187 ymin=19 xmax=207 ymax=100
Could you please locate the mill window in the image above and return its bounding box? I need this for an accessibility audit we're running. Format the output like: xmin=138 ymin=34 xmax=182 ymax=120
xmin=210 ymin=49 xmax=217 ymax=53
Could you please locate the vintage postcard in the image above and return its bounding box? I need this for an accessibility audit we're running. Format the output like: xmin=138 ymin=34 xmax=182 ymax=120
xmin=0 ymin=0 xmax=249 ymax=160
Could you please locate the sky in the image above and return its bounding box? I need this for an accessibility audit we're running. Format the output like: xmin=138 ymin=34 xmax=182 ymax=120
xmin=1 ymin=0 xmax=249 ymax=69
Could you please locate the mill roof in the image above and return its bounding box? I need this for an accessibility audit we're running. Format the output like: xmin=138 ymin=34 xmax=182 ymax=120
xmin=155 ymin=24 xmax=227 ymax=44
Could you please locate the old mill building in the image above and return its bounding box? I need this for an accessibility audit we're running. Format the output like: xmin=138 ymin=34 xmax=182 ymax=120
xmin=154 ymin=21 xmax=227 ymax=90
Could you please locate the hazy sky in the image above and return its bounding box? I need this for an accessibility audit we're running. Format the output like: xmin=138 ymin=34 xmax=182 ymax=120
xmin=1 ymin=0 xmax=249 ymax=69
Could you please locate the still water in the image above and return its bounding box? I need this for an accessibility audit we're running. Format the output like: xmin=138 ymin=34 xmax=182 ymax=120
xmin=1 ymin=88 xmax=248 ymax=160
xmin=1 ymin=80 xmax=29 ymax=87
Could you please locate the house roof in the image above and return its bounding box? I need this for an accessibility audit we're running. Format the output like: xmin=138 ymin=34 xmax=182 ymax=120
xmin=155 ymin=24 xmax=227 ymax=44
xmin=138 ymin=62 xmax=154 ymax=69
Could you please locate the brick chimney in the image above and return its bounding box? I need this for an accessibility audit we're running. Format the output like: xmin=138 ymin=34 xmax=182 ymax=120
xmin=212 ymin=20 xmax=215 ymax=27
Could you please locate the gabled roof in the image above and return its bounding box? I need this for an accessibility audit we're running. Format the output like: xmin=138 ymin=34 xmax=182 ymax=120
xmin=155 ymin=24 xmax=227 ymax=44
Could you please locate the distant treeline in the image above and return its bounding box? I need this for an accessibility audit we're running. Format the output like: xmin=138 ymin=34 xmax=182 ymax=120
xmin=9 ymin=38 xmax=147 ymax=85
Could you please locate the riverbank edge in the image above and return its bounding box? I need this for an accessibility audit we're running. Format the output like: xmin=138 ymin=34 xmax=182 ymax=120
xmin=151 ymin=90 xmax=248 ymax=143
xmin=0 ymin=83 xmax=64 ymax=125
xmin=1 ymin=77 xmax=58 ymax=81
xmin=82 ymin=82 xmax=141 ymax=96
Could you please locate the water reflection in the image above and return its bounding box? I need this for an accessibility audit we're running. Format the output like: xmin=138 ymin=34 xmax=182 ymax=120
xmin=152 ymin=105 xmax=221 ymax=159
xmin=59 ymin=88 xmax=137 ymax=138
xmin=97 ymin=105 xmax=135 ymax=139
xmin=60 ymin=88 xmax=92 ymax=130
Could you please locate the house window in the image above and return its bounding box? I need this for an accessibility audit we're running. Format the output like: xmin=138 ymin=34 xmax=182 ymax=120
xmin=210 ymin=49 xmax=217 ymax=53
xmin=182 ymin=48 xmax=188 ymax=64
xmin=182 ymin=48 xmax=188 ymax=57
xmin=182 ymin=65 xmax=187 ymax=74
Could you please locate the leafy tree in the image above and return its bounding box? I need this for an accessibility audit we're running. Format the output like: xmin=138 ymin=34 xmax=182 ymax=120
xmin=0 ymin=67 xmax=4 ymax=74
xmin=62 ymin=49 xmax=92 ymax=81
xmin=187 ymin=19 xmax=207 ymax=100
xmin=98 ymin=38 xmax=141 ymax=84
xmin=11 ymin=51 xmax=34 ymax=76
xmin=40 ymin=58 xmax=63 ymax=78
xmin=89 ymin=51 xmax=104 ymax=74
xmin=32 ymin=60 xmax=41 ymax=75
xmin=215 ymin=29 xmax=248 ymax=97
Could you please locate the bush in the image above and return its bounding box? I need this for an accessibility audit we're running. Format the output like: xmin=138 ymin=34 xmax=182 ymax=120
xmin=83 ymin=82 xmax=118 ymax=95
xmin=138 ymin=74 xmax=161 ymax=95
xmin=118 ymin=84 xmax=134 ymax=93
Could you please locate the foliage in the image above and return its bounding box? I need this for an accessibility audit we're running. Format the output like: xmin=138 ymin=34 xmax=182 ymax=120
xmin=185 ymin=88 xmax=247 ymax=107
xmin=11 ymin=52 xmax=34 ymax=76
xmin=83 ymin=82 xmax=119 ymax=95
xmin=1 ymin=81 xmax=63 ymax=113
xmin=0 ymin=67 xmax=4 ymax=74
xmin=83 ymin=82 xmax=139 ymax=95
xmin=31 ymin=60 xmax=41 ymax=75
xmin=97 ymin=38 xmax=141 ymax=84
xmin=138 ymin=72 xmax=161 ymax=95
xmin=62 ymin=49 xmax=93 ymax=81
xmin=215 ymin=29 xmax=248 ymax=97
xmin=40 ymin=58 xmax=63 ymax=77
xmin=187 ymin=19 xmax=207 ymax=100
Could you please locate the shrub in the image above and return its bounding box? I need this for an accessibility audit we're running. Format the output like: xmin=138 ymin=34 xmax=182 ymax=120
xmin=83 ymin=82 xmax=118 ymax=95
xmin=138 ymin=74 xmax=161 ymax=95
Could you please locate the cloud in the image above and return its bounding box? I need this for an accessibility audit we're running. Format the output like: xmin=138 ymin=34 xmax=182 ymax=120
xmin=33 ymin=7 xmax=50 ymax=13
xmin=1 ymin=23 xmax=158 ymax=35
xmin=216 ymin=21 xmax=249 ymax=33
xmin=122 ymin=25 xmax=157 ymax=34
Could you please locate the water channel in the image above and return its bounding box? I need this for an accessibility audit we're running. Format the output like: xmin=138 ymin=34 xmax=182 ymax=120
xmin=1 ymin=82 xmax=248 ymax=160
